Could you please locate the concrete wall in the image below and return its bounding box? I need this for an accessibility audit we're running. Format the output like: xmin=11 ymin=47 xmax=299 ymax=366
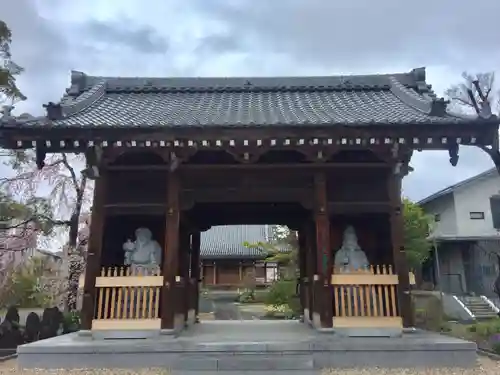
xmin=467 ymin=240 xmax=500 ymax=296
xmin=454 ymin=172 xmax=500 ymax=237
xmin=436 ymin=244 xmax=467 ymax=294
xmin=423 ymin=194 xmax=457 ymax=237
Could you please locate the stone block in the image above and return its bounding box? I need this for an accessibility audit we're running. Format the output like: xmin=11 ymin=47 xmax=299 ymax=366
xmin=217 ymin=354 xmax=314 ymax=371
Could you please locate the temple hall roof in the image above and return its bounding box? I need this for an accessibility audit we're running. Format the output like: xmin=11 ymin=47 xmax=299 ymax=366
xmin=200 ymin=225 xmax=288 ymax=260
xmin=3 ymin=67 xmax=493 ymax=129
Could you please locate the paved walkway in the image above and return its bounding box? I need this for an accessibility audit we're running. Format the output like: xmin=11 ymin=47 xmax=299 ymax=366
xmin=207 ymin=293 xmax=266 ymax=320
xmin=180 ymin=320 xmax=314 ymax=341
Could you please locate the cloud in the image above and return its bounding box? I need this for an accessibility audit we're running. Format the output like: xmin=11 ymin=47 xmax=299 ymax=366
xmin=2 ymin=0 xmax=72 ymax=114
xmin=193 ymin=0 xmax=500 ymax=72
xmin=80 ymin=19 xmax=169 ymax=54
xmin=1 ymin=0 xmax=499 ymax=203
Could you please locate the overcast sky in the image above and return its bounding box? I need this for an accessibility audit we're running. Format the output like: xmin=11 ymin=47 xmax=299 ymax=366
xmin=2 ymin=0 xmax=500 ymax=201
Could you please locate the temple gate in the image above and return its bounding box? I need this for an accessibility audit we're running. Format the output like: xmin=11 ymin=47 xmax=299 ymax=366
xmin=1 ymin=67 xmax=497 ymax=337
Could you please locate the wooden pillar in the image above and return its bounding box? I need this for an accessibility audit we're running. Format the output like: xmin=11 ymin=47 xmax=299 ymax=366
xmin=387 ymin=169 xmax=413 ymax=327
xmin=81 ymin=172 xmax=107 ymax=331
xmin=161 ymin=172 xmax=180 ymax=329
xmin=313 ymin=172 xmax=333 ymax=327
xmin=298 ymin=227 xmax=307 ymax=316
xmin=190 ymin=231 xmax=201 ymax=320
xmin=179 ymin=227 xmax=191 ymax=323
xmin=305 ymin=219 xmax=316 ymax=322
xmin=213 ymin=262 xmax=217 ymax=285
xmin=239 ymin=262 xmax=243 ymax=282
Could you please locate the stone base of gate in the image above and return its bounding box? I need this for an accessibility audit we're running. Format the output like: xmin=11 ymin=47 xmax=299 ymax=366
xmin=18 ymin=321 xmax=477 ymax=371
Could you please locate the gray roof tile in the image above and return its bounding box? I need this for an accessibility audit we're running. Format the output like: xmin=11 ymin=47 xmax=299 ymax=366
xmin=200 ymin=225 xmax=281 ymax=259
xmin=10 ymin=68 xmax=486 ymax=129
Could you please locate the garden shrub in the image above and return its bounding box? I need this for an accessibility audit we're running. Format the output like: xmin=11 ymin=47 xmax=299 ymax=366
xmin=237 ymin=290 xmax=255 ymax=303
xmin=62 ymin=311 xmax=81 ymax=333
xmin=490 ymin=334 xmax=500 ymax=354
xmin=473 ymin=319 xmax=500 ymax=338
xmin=264 ymin=304 xmax=295 ymax=320
xmin=467 ymin=325 xmax=477 ymax=333
xmin=265 ymin=279 xmax=295 ymax=307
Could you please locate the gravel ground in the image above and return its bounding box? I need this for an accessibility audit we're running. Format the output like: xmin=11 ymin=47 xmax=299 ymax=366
xmin=0 ymin=358 xmax=498 ymax=374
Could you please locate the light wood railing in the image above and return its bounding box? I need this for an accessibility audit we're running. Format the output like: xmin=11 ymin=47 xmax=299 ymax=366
xmin=79 ymin=266 xmax=162 ymax=330
xmin=331 ymin=265 xmax=408 ymax=329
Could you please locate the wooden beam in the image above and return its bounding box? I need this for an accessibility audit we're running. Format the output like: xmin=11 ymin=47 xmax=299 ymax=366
xmin=161 ymin=172 xmax=180 ymax=330
xmin=80 ymin=172 xmax=107 ymax=331
xmin=327 ymin=201 xmax=391 ymax=213
xmin=182 ymin=188 xmax=311 ymax=204
xmin=104 ymin=162 xmax=389 ymax=171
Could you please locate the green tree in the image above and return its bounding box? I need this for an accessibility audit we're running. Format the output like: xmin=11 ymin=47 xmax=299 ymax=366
xmin=403 ymin=199 xmax=433 ymax=270
xmin=0 ymin=20 xmax=26 ymax=103
xmin=0 ymin=189 xmax=57 ymax=234
xmin=0 ymin=257 xmax=54 ymax=309
xmin=243 ymin=225 xmax=297 ymax=280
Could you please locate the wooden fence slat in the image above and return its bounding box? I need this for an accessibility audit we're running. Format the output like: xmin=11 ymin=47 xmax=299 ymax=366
xmin=331 ymin=264 xmax=404 ymax=329
xmin=83 ymin=267 xmax=163 ymax=330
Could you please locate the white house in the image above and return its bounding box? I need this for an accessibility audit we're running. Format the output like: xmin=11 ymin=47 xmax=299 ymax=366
xmin=418 ymin=167 xmax=500 ymax=297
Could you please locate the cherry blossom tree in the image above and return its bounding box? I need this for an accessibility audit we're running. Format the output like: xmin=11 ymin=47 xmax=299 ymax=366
xmin=1 ymin=151 xmax=93 ymax=312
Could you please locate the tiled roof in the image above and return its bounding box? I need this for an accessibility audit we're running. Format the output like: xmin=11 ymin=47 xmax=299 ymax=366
xmin=200 ymin=225 xmax=285 ymax=259
xmin=6 ymin=67 xmax=489 ymax=129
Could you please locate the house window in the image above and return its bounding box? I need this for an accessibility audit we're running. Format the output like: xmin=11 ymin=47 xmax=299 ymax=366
xmin=469 ymin=211 xmax=485 ymax=220
xmin=434 ymin=214 xmax=441 ymax=222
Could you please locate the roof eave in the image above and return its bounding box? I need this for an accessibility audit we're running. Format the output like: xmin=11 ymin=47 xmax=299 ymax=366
xmin=418 ymin=167 xmax=497 ymax=206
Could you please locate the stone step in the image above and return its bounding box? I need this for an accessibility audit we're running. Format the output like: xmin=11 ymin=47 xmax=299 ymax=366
xmin=468 ymin=306 xmax=494 ymax=310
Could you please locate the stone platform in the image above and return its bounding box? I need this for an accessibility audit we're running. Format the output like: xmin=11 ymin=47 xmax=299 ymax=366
xmin=17 ymin=321 xmax=477 ymax=371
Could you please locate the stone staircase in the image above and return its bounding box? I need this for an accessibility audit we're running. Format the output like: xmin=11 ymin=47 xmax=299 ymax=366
xmin=460 ymin=296 xmax=499 ymax=319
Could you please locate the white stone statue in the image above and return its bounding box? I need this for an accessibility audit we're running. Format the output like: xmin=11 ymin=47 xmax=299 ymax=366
xmin=122 ymin=228 xmax=162 ymax=318
xmin=123 ymin=227 xmax=162 ymax=270
xmin=334 ymin=225 xmax=369 ymax=272
xmin=334 ymin=226 xmax=372 ymax=319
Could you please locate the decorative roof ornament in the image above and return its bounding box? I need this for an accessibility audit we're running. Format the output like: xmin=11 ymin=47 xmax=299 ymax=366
xmin=429 ymin=98 xmax=449 ymax=117
xmin=42 ymin=102 xmax=64 ymax=121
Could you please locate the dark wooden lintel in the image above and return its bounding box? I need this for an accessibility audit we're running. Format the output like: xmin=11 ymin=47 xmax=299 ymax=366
xmin=182 ymin=188 xmax=311 ymax=205
xmin=328 ymin=201 xmax=391 ymax=214
xmin=105 ymin=162 xmax=389 ymax=171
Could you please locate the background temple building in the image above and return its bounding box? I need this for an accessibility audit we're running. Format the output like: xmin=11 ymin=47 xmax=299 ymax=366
xmin=200 ymin=225 xmax=283 ymax=288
